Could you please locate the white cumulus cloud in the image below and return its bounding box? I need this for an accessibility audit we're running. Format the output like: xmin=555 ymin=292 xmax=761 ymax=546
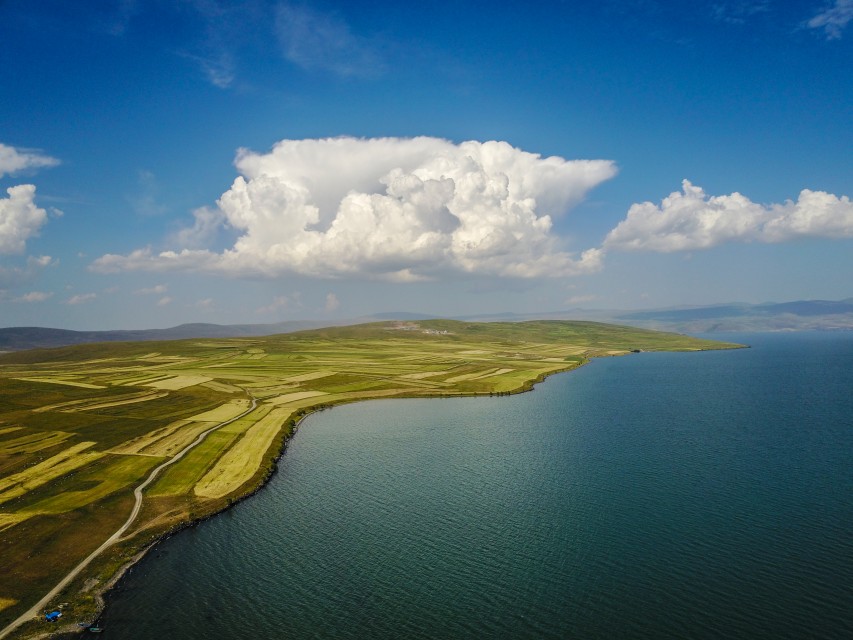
xmin=0 ymin=185 xmax=49 ymax=254
xmin=92 ymin=137 xmax=616 ymax=281
xmin=603 ymin=180 xmax=853 ymax=252
xmin=0 ymin=143 xmax=60 ymax=177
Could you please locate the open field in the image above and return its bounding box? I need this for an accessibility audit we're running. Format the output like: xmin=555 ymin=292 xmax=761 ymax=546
xmin=0 ymin=320 xmax=741 ymax=638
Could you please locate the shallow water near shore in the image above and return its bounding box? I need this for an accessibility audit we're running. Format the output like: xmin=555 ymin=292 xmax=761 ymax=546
xmin=94 ymin=332 xmax=853 ymax=639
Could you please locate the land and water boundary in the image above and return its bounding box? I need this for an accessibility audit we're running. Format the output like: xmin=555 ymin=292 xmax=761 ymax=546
xmin=0 ymin=320 xmax=742 ymax=639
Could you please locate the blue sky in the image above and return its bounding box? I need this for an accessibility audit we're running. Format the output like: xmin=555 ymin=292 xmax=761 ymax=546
xmin=1 ymin=0 xmax=851 ymax=330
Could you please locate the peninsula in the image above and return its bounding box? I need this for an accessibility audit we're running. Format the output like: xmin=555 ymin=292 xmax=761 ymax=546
xmin=0 ymin=320 xmax=741 ymax=638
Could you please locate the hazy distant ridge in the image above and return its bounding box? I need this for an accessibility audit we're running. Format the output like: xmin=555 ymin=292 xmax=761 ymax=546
xmin=1 ymin=299 xmax=851 ymax=351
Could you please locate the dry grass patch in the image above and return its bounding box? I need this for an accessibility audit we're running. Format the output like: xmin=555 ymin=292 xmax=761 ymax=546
xmin=0 ymin=597 xmax=17 ymax=612
xmin=148 ymin=431 xmax=241 ymax=497
xmin=0 ymin=442 xmax=102 ymax=504
xmin=282 ymin=370 xmax=335 ymax=383
xmin=194 ymin=408 xmax=292 ymax=499
xmin=471 ymin=368 xmax=515 ymax=380
xmin=267 ymin=390 xmax=328 ymax=406
xmin=0 ymin=427 xmax=22 ymax=437
xmin=0 ymin=431 xmax=73 ymax=455
xmin=0 ymin=513 xmax=33 ymax=532
xmin=201 ymin=380 xmax=243 ymax=393
xmin=73 ymin=391 xmax=169 ymax=411
xmin=138 ymin=421 xmax=219 ymax=458
xmin=108 ymin=419 xmax=192 ymax=455
xmin=13 ymin=377 xmax=105 ymax=389
xmin=21 ymin=455 xmax=157 ymax=515
xmin=444 ymin=369 xmax=497 ymax=383
xmin=145 ymin=375 xmax=212 ymax=390
xmin=397 ymin=370 xmax=451 ymax=380
xmin=188 ymin=399 xmax=251 ymax=423
xmin=217 ymin=404 xmax=273 ymax=436
xmin=32 ymin=390 xmax=162 ymax=413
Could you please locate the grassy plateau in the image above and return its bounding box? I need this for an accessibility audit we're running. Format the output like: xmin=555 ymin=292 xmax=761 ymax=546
xmin=0 ymin=320 xmax=741 ymax=637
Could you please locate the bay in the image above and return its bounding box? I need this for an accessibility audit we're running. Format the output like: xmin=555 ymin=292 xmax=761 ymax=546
xmin=94 ymin=333 xmax=853 ymax=639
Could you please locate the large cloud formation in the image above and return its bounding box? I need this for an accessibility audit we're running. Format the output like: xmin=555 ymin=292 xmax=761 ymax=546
xmin=604 ymin=180 xmax=853 ymax=253
xmin=93 ymin=137 xmax=616 ymax=280
xmin=0 ymin=185 xmax=49 ymax=254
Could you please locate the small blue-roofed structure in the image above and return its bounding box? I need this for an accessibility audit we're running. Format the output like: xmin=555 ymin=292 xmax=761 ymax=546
xmin=45 ymin=611 xmax=62 ymax=622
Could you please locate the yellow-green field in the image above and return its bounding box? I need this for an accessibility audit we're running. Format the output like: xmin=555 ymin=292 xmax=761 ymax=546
xmin=0 ymin=319 xmax=741 ymax=637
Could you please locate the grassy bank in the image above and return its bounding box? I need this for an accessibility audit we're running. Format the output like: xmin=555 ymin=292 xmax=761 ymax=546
xmin=0 ymin=320 xmax=742 ymax=638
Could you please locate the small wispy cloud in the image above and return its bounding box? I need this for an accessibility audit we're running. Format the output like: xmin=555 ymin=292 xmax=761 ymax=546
xmin=256 ymin=295 xmax=290 ymax=315
xmin=275 ymin=3 xmax=385 ymax=77
xmin=157 ymin=296 xmax=173 ymax=306
xmin=711 ymin=1 xmax=771 ymax=24
xmin=180 ymin=50 xmax=236 ymax=89
xmin=0 ymin=143 xmax=59 ymax=178
xmin=67 ymin=293 xmax=97 ymax=305
xmin=565 ymin=294 xmax=598 ymax=306
xmin=127 ymin=170 xmax=168 ymax=217
xmin=135 ymin=283 xmax=168 ymax=295
xmin=0 ymin=255 xmax=54 ymax=288
xmin=806 ymin=0 xmax=853 ymax=39
xmin=324 ymin=292 xmax=340 ymax=312
xmin=15 ymin=291 xmax=53 ymax=303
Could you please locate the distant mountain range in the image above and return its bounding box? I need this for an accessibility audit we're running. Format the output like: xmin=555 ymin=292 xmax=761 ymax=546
xmin=1 ymin=299 xmax=851 ymax=352
xmin=460 ymin=299 xmax=853 ymax=333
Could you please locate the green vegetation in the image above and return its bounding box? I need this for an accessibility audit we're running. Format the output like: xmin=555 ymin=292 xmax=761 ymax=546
xmin=0 ymin=320 xmax=741 ymax=637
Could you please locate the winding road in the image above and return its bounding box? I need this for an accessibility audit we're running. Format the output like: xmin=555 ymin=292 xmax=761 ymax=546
xmin=0 ymin=395 xmax=258 ymax=639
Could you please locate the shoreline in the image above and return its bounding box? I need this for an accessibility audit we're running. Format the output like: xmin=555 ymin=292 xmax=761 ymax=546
xmin=5 ymin=338 xmax=746 ymax=639
xmin=22 ymin=362 xmax=585 ymax=639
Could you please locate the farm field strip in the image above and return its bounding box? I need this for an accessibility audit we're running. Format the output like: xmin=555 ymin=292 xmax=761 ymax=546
xmin=200 ymin=380 xmax=243 ymax=393
xmin=0 ymin=513 xmax=29 ymax=533
xmin=71 ymin=392 xmax=170 ymax=411
xmin=137 ymin=421 xmax=222 ymax=458
xmin=107 ymin=419 xmax=191 ymax=455
xmin=0 ymin=443 xmax=102 ymax=504
xmin=12 ymin=378 xmax=105 ymax=389
xmin=194 ymin=407 xmax=291 ymax=499
xmin=0 ymin=431 xmax=72 ymax=455
xmin=282 ymin=370 xmax=335 ymax=383
xmin=186 ymin=400 xmax=251 ymax=423
xmin=148 ymin=431 xmax=241 ymax=497
xmin=22 ymin=455 xmax=161 ymax=516
xmin=144 ymin=375 xmax=212 ymax=390
xmin=267 ymin=390 xmax=328 ymax=405
xmin=30 ymin=390 xmax=159 ymax=413
xmin=395 ymin=369 xmax=451 ymax=379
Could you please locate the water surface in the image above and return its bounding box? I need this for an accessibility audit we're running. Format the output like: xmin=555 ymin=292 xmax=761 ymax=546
xmin=97 ymin=333 xmax=853 ymax=639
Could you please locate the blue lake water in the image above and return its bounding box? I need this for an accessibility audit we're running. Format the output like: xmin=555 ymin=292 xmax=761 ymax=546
xmin=96 ymin=333 xmax=853 ymax=639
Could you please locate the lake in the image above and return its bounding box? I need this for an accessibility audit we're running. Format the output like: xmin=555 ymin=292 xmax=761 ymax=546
xmin=94 ymin=332 xmax=853 ymax=639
